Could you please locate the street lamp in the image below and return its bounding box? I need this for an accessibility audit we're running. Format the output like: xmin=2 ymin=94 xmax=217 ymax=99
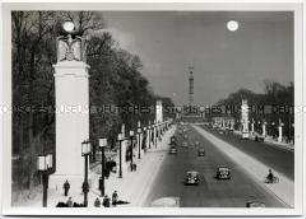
xmin=129 ymin=130 xmax=135 ymax=163
xmin=99 ymin=138 xmax=107 ymax=196
xmin=117 ymin=133 xmax=125 ymax=178
xmin=154 ymin=123 xmax=158 ymax=147
xmin=143 ymin=127 xmax=147 ymax=152
xmin=81 ymin=140 xmax=91 ymax=207
xmin=37 ymin=153 xmax=53 ymax=207
xmin=148 ymin=123 xmax=151 ymax=149
xmin=137 ymin=122 xmax=142 ymax=159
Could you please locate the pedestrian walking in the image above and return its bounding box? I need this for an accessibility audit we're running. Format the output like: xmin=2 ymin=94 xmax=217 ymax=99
xmin=102 ymin=195 xmax=110 ymax=207
xmin=66 ymin=197 xmax=73 ymax=207
xmin=112 ymin=190 xmax=118 ymax=206
xmin=94 ymin=197 xmax=101 ymax=207
xmin=63 ymin=180 xmax=70 ymax=196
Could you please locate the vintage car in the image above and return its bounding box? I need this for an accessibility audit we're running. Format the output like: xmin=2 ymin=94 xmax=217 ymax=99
xmin=215 ymin=167 xmax=231 ymax=180
xmin=195 ymin=141 xmax=200 ymax=147
xmin=182 ymin=141 xmax=188 ymax=147
xmin=185 ymin=171 xmax=200 ymax=185
xmin=151 ymin=197 xmax=181 ymax=207
xmin=218 ymin=130 xmax=224 ymax=135
xmin=246 ymin=200 xmax=266 ymax=208
xmin=170 ymin=136 xmax=177 ymax=146
xmin=198 ymin=148 xmax=205 ymax=157
xmin=169 ymin=147 xmax=178 ymax=155
xmin=254 ymin=134 xmax=265 ymax=142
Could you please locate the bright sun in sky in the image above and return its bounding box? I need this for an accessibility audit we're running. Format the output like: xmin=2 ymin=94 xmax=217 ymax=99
xmin=227 ymin=20 xmax=239 ymax=32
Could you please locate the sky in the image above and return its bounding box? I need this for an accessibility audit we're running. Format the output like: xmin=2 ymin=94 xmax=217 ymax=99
xmin=102 ymin=11 xmax=293 ymax=106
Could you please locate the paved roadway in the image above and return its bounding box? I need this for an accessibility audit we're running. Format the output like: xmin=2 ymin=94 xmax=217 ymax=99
xmin=200 ymin=126 xmax=294 ymax=180
xmin=144 ymin=125 xmax=286 ymax=207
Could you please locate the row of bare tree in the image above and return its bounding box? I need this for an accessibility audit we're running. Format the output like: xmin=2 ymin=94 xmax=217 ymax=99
xmin=209 ymin=80 xmax=294 ymax=139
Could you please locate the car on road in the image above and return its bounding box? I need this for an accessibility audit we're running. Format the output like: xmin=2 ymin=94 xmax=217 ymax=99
xmin=215 ymin=167 xmax=231 ymax=180
xmin=198 ymin=148 xmax=205 ymax=157
xmin=182 ymin=141 xmax=188 ymax=147
xmin=195 ymin=141 xmax=200 ymax=147
xmin=185 ymin=171 xmax=200 ymax=185
xmin=169 ymin=147 xmax=178 ymax=155
xmin=170 ymin=136 xmax=177 ymax=146
xmin=254 ymin=134 xmax=265 ymax=142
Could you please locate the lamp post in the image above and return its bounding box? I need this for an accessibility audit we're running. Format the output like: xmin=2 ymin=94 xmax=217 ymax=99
xmin=81 ymin=140 xmax=91 ymax=207
xmin=143 ymin=127 xmax=147 ymax=152
xmin=137 ymin=121 xmax=142 ymax=159
xmin=154 ymin=122 xmax=158 ymax=147
xmin=148 ymin=122 xmax=151 ymax=149
xmin=129 ymin=130 xmax=135 ymax=163
xmin=37 ymin=153 xmax=53 ymax=207
xmin=99 ymin=138 xmax=107 ymax=196
xmin=117 ymin=133 xmax=125 ymax=178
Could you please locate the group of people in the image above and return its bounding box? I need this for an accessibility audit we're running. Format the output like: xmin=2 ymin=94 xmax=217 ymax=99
xmin=60 ymin=179 xmax=120 ymax=208
xmin=94 ymin=191 xmax=119 ymax=208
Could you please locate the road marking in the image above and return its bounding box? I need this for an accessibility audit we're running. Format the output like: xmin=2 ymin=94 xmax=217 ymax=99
xmin=192 ymin=125 xmax=294 ymax=208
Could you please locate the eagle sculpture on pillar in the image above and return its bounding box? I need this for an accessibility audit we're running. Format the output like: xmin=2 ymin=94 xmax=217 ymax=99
xmin=56 ymin=21 xmax=86 ymax=62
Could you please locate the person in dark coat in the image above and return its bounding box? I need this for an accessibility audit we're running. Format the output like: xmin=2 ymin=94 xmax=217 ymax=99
xmin=112 ymin=191 xmax=118 ymax=206
xmin=102 ymin=195 xmax=110 ymax=207
xmin=63 ymin=180 xmax=70 ymax=196
xmin=94 ymin=197 xmax=101 ymax=207
xmin=266 ymin=169 xmax=275 ymax=183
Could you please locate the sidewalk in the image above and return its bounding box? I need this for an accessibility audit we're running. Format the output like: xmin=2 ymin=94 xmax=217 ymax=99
xmin=89 ymin=126 xmax=176 ymax=207
xmin=193 ymin=125 xmax=294 ymax=208
xmin=17 ymin=126 xmax=175 ymax=208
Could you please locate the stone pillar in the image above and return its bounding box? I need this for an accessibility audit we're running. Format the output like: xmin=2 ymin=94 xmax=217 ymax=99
xmin=278 ymin=120 xmax=284 ymax=143
xmin=262 ymin=122 xmax=267 ymax=137
xmin=156 ymin=100 xmax=163 ymax=123
xmin=251 ymin=119 xmax=255 ymax=135
xmin=50 ymin=60 xmax=90 ymax=193
xmin=230 ymin=120 xmax=235 ymax=130
xmin=241 ymin=99 xmax=250 ymax=138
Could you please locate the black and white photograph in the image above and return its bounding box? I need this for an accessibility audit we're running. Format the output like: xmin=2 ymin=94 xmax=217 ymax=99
xmin=1 ymin=1 xmax=304 ymax=216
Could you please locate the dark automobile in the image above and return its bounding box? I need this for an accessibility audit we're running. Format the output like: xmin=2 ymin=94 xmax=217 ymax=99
xmin=195 ymin=141 xmax=200 ymax=147
xmin=215 ymin=167 xmax=231 ymax=180
xmin=198 ymin=148 xmax=205 ymax=156
xmin=185 ymin=171 xmax=200 ymax=185
xmin=169 ymin=147 xmax=178 ymax=155
xmin=170 ymin=136 xmax=177 ymax=146
xmin=182 ymin=141 xmax=188 ymax=147
xmin=254 ymin=135 xmax=265 ymax=142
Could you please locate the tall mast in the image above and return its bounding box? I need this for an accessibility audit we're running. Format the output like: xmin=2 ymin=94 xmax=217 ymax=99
xmin=188 ymin=65 xmax=194 ymax=106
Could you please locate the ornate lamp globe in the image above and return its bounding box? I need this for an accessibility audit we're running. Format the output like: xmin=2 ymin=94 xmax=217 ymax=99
xmin=63 ymin=21 xmax=75 ymax=33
